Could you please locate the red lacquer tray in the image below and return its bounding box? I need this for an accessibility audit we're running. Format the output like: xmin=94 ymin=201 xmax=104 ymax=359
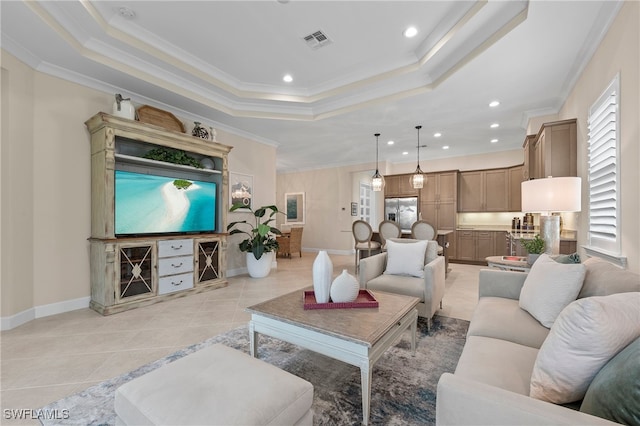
xmin=303 ymin=289 xmax=379 ymax=310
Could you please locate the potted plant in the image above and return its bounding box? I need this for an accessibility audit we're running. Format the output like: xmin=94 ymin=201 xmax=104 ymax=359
xmin=520 ymin=234 xmax=545 ymax=265
xmin=227 ymin=203 xmax=282 ymax=278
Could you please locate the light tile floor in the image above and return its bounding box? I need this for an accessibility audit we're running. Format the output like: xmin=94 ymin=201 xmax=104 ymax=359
xmin=0 ymin=253 xmax=481 ymax=425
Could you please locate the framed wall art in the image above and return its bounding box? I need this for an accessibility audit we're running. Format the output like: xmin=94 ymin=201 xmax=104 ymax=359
xmin=229 ymin=172 xmax=253 ymax=211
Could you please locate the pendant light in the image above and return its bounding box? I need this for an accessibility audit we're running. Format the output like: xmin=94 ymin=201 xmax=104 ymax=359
xmin=411 ymin=125 xmax=425 ymax=189
xmin=371 ymin=133 xmax=385 ymax=191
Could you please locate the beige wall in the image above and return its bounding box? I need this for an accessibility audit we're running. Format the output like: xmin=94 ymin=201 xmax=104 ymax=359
xmin=224 ymin=131 xmax=277 ymax=272
xmin=556 ymin=0 xmax=639 ymax=272
xmin=1 ymin=50 xmax=276 ymax=324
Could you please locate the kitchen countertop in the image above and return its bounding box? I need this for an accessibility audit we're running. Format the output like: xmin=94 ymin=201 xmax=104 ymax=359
xmin=456 ymin=227 xmax=577 ymax=241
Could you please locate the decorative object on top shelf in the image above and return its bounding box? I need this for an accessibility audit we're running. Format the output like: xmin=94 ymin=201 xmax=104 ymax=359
xmin=199 ymin=157 xmax=215 ymax=170
xmin=136 ymin=105 xmax=186 ymax=133
xmin=143 ymin=147 xmax=202 ymax=168
xmin=371 ymin=133 xmax=385 ymax=191
xmin=112 ymin=94 xmax=135 ymax=120
xmin=411 ymin=125 xmax=426 ymax=189
xmin=227 ymin=204 xmax=282 ymax=278
xmin=229 ymin=172 xmax=253 ymax=211
xmin=312 ymin=250 xmax=333 ymax=303
xmin=521 ymin=234 xmax=545 ymax=265
xmin=521 ymin=177 xmax=581 ymax=255
xmin=330 ymin=269 xmax=359 ymax=303
xmin=192 ymin=122 xmax=209 ymax=140
xmin=209 ymin=126 xmax=217 ymax=142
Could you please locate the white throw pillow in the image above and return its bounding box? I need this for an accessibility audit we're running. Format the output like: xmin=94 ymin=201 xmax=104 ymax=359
xmin=519 ymin=254 xmax=586 ymax=328
xmin=530 ymin=292 xmax=640 ymax=404
xmin=384 ymin=239 xmax=427 ymax=278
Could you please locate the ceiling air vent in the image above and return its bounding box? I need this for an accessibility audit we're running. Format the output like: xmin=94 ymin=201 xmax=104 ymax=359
xmin=303 ymin=30 xmax=332 ymax=50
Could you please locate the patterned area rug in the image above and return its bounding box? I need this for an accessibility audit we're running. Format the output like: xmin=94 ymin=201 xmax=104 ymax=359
xmin=40 ymin=316 xmax=469 ymax=425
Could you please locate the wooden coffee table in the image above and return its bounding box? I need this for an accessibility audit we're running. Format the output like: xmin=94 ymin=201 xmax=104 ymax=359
xmin=246 ymin=289 xmax=420 ymax=425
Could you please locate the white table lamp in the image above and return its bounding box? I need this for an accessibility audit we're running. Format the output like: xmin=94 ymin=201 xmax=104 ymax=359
xmin=521 ymin=177 xmax=581 ymax=255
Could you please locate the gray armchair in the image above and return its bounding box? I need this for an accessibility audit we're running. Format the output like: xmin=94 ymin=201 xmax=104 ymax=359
xmin=358 ymin=239 xmax=446 ymax=330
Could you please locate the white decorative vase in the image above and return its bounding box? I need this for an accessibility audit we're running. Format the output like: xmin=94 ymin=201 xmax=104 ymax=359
xmin=312 ymin=251 xmax=333 ymax=303
xmin=246 ymin=252 xmax=273 ymax=278
xmin=330 ymin=269 xmax=359 ymax=303
xmin=112 ymin=94 xmax=135 ymax=120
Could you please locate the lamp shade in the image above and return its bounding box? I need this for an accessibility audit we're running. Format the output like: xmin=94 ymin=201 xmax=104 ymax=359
xmin=521 ymin=177 xmax=582 ymax=214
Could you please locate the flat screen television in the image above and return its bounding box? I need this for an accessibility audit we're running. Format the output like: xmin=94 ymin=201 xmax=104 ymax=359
xmin=115 ymin=170 xmax=216 ymax=236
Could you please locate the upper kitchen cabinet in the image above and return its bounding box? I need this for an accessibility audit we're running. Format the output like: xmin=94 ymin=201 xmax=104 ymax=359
xmin=384 ymin=174 xmax=419 ymax=198
xmin=522 ymin=134 xmax=536 ymax=180
xmin=531 ymin=119 xmax=577 ymax=179
xmin=458 ymin=168 xmax=508 ymax=212
xmin=420 ymin=171 xmax=458 ymax=231
xmin=508 ymin=165 xmax=525 ymax=212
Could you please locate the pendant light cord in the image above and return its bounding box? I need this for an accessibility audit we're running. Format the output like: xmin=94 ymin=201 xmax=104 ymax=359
xmin=375 ymin=133 xmax=380 ymax=172
xmin=416 ymin=125 xmax=422 ymax=170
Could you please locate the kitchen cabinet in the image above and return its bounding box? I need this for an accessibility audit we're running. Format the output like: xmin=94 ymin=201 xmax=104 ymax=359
xmin=522 ymin=134 xmax=536 ymax=180
xmin=455 ymin=230 xmax=496 ymax=262
xmin=508 ymin=165 xmax=524 ymax=212
xmin=531 ymin=119 xmax=577 ymax=179
xmin=420 ymin=171 xmax=457 ymax=232
xmin=384 ymin=174 xmax=418 ymax=198
xmin=458 ymin=169 xmax=508 ymax=212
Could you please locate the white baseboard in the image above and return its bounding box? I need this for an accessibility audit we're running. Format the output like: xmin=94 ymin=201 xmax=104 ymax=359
xmin=1 ymin=296 xmax=90 ymax=331
xmin=303 ymin=248 xmax=354 ymax=256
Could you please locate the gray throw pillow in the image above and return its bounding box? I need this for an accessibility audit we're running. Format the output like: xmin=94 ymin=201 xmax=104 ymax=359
xmin=580 ymin=337 xmax=640 ymax=425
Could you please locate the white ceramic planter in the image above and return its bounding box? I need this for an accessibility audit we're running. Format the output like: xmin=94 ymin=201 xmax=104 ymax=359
xmin=246 ymin=251 xmax=274 ymax=278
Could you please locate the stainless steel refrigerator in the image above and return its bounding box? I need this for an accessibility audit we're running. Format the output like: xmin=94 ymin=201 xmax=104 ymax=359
xmin=384 ymin=197 xmax=419 ymax=232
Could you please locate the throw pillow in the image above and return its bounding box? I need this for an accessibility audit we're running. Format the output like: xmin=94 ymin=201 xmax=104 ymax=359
xmin=580 ymin=337 xmax=640 ymax=425
xmin=384 ymin=239 xmax=427 ymax=278
xmin=530 ymin=292 xmax=640 ymax=404
xmin=519 ymin=253 xmax=586 ymax=328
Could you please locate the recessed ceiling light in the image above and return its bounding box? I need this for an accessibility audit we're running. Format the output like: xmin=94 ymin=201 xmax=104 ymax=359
xmin=442 ymin=146 xmax=450 ymax=150
xmin=491 ymin=139 xmax=499 ymax=143
xmin=283 ymin=74 xmax=293 ymax=83
xmin=387 ymin=140 xmax=394 ymax=145
xmin=434 ymin=132 xmax=442 ymax=138
xmin=489 ymin=100 xmax=500 ymax=107
xmin=402 ymin=151 xmax=409 ymax=155
xmin=490 ymin=123 xmax=500 ymax=128
xmin=404 ymin=26 xmax=418 ymax=38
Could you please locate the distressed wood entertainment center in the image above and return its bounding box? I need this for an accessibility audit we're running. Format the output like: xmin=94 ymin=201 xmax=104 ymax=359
xmin=85 ymin=113 xmax=232 ymax=315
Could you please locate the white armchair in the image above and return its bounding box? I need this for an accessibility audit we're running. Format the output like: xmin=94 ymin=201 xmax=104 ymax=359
xmin=358 ymin=239 xmax=446 ymax=330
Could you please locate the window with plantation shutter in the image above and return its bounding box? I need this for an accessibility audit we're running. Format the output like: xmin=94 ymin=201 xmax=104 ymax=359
xmin=586 ymin=74 xmax=622 ymax=261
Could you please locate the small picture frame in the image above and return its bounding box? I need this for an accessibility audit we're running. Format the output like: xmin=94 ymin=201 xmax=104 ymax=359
xmin=351 ymin=202 xmax=358 ymax=216
xmin=229 ymin=172 xmax=253 ymax=211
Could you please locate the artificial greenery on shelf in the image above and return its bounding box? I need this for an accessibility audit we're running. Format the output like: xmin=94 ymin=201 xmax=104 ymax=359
xmin=143 ymin=147 xmax=202 ymax=168
xmin=521 ymin=234 xmax=545 ymax=254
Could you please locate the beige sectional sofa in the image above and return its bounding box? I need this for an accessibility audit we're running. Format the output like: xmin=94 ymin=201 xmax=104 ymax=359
xmin=436 ymin=257 xmax=640 ymax=425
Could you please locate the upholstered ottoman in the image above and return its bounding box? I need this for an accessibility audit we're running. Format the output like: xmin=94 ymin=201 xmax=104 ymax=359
xmin=115 ymin=343 xmax=314 ymax=425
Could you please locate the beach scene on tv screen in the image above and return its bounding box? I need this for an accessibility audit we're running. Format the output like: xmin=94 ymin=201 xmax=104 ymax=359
xmin=115 ymin=170 xmax=216 ymax=235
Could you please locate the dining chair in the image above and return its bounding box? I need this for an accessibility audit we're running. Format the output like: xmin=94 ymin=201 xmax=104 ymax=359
xmin=277 ymin=227 xmax=303 ymax=258
xmin=288 ymin=226 xmax=303 ymax=258
xmin=378 ymin=220 xmax=402 ymax=251
xmin=411 ymin=220 xmax=436 ymax=240
xmin=352 ymin=220 xmax=381 ymax=272
xmin=411 ymin=220 xmax=444 ymax=256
